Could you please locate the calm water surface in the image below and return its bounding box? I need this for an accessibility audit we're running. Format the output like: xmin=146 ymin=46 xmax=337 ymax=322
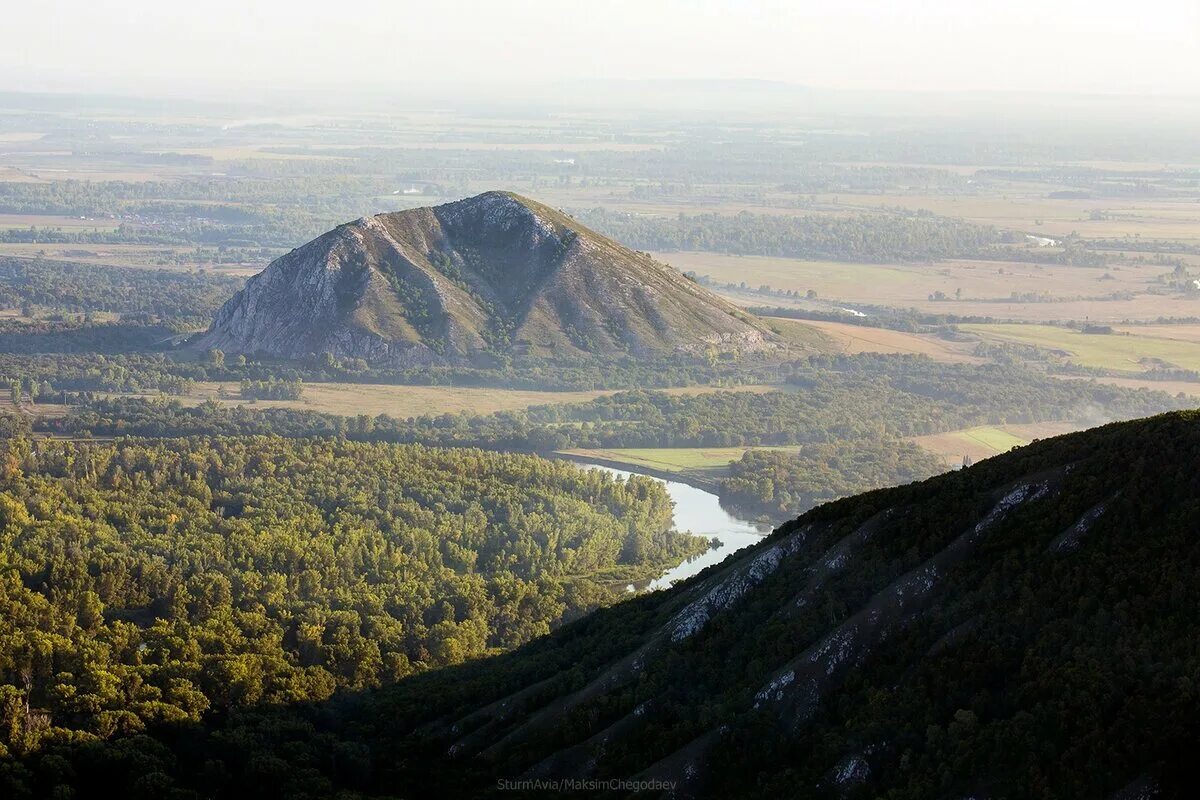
xmin=584 ymin=464 xmax=770 ymax=591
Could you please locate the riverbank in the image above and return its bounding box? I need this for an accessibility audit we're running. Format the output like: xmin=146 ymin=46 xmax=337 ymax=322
xmin=579 ymin=461 xmax=771 ymax=591
xmin=551 ymin=450 xmax=723 ymax=492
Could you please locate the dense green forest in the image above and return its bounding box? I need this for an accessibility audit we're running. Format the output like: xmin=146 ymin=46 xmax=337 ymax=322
xmin=0 ymin=353 xmax=199 ymax=395
xmin=720 ymin=439 xmax=946 ymax=518
xmin=0 ymin=344 xmax=798 ymax=394
xmin=0 ymin=257 xmax=242 ymax=361
xmin=0 ymin=434 xmax=704 ymax=773
xmin=0 ymin=257 xmax=241 ymax=327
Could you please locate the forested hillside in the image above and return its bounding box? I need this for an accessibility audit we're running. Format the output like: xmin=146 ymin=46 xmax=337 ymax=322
xmin=0 ymin=435 xmax=703 ymax=768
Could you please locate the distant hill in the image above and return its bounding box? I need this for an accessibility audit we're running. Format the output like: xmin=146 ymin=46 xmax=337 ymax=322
xmin=193 ymin=191 xmax=776 ymax=364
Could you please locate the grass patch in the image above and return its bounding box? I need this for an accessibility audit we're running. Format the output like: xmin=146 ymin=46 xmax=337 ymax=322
xmin=118 ymin=382 xmax=782 ymax=419
xmin=558 ymin=445 xmax=802 ymax=482
xmin=964 ymin=323 xmax=1200 ymax=373
xmin=913 ymin=422 xmax=1078 ymax=466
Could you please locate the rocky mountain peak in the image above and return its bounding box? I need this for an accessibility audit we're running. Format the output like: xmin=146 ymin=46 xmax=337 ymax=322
xmin=193 ymin=192 xmax=777 ymax=365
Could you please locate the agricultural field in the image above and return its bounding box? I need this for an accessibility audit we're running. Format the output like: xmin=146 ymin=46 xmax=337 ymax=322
xmin=0 ymin=243 xmax=266 ymax=273
xmin=813 ymin=191 xmax=1200 ymax=243
xmin=556 ymin=445 xmax=801 ymax=484
xmin=137 ymin=382 xmax=616 ymax=417
xmin=91 ymin=381 xmax=780 ymax=419
xmin=962 ymin=323 xmax=1200 ymax=374
xmin=770 ymin=317 xmax=981 ymax=363
xmin=1084 ymin=376 xmax=1200 ymax=398
xmin=0 ymin=213 xmax=120 ymax=232
xmin=656 ymin=250 xmax=1199 ymax=323
xmin=1111 ymin=324 xmax=1200 ymax=344
xmin=912 ymin=422 xmax=1079 ymax=467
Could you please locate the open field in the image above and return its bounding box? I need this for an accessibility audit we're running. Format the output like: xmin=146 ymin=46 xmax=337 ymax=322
xmin=4 ymin=163 xmax=177 ymax=182
xmin=1112 ymin=324 xmax=1200 ymax=344
xmin=155 ymin=382 xmax=616 ymax=417
xmin=0 ymin=396 xmax=70 ymax=419
xmin=913 ymin=422 xmax=1079 ymax=466
xmin=297 ymin=141 xmax=667 ymax=153
xmin=558 ymin=446 xmax=764 ymax=473
xmin=1091 ymin=376 xmax=1200 ymax=398
xmin=963 ymin=324 xmax=1200 ymax=373
xmin=556 ymin=445 xmax=802 ymax=484
xmin=816 ymin=192 xmax=1200 ymax=242
xmin=17 ymin=382 xmax=782 ymax=428
xmin=0 ymin=167 xmax=41 ymax=183
xmin=1055 ymin=375 xmax=1200 ymax=400
xmin=167 ymin=146 xmax=351 ymax=162
xmin=105 ymin=381 xmax=782 ymax=418
xmin=656 ymin=250 xmax=1196 ymax=323
xmin=772 ymin=318 xmax=982 ymax=363
xmin=0 ymin=213 xmax=120 ymax=231
xmin=0 ymin=244 xmax=266 ymax=274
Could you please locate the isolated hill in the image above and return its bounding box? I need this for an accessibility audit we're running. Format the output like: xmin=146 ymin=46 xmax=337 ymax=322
xmin=348 ymin=410 xmax=1199 ymax=798
xmin=193 ymin=191 xmax=776 ymax=364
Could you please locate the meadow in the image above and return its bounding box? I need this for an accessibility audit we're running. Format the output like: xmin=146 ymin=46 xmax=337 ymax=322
xmin=814 ymin=191 xmax=1200 ymax=242
xmin=963 ymin=324 xmax=1200 ymax=373
xmin=769 ymin=317 xmax=981 ymax=363
xmin=94 ymin=381 xmax=779 ymax=419
xmin=556 ymin=445 xmax=802 ymax=485
xmin=1084 ymin=375 xmax=1200 ymax=399
xmin=657 ymin=250 xmax=1190 ymax=323
xmin=0 ymin=242 xmax=265 ymax=273
xmin=912 ymin=422 xmax=1079 ymax=466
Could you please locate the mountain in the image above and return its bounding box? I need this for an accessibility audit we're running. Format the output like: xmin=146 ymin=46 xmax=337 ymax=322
xmin=347 ymin=411 xmax=1200 ymax=798
xmin=193 ymin=191 xmax=776 ymax=364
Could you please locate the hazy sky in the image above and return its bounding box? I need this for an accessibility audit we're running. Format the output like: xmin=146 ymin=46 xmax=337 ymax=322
xmin=6 ymin=0 xmax=1199 ymax=98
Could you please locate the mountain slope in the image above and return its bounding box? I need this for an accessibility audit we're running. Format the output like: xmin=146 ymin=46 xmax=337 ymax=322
xmin=356 ymin=410 xmax=1199 ymax=799
xmin=193 ymin=191 xmax=776 ymax=364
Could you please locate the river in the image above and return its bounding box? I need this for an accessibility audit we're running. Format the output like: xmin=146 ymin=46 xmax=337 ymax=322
xmin=583 ymin=464 xmax=770 ymax=591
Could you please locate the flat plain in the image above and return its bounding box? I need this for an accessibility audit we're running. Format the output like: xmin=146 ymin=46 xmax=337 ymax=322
xmin=962 ymin=324 xmax=1200 ymax=373
xmin=912 ymin=422 xmax=1079 ymax=466
xmin=772 ymin=318 xmax=982 ymax=363
xmin=556 ymin=445 xmax=804 ymax=484
xmin=95 ymin=381 xmax=781 ymax=418
xmin=654 ymin=250 xmax=1197 ymax=323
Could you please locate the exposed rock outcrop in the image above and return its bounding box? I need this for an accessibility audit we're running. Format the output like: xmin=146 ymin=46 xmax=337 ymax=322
xmin=193 ymin=191 xmax=777 ymax=363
